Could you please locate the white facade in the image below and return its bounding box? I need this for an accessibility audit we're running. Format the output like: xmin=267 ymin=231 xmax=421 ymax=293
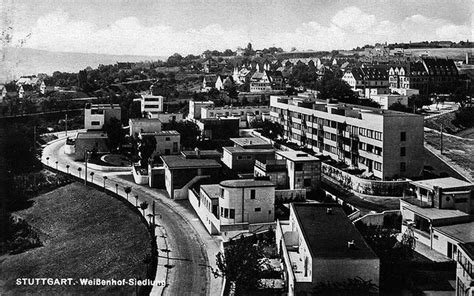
xmin=456 ymin=243 xmax=473 ymax=296
xmin=342 ymin=71 xmax=358 ymax=89
xmin=369 ymin=94 xmax=409 ymax=110
xmin=140 ymin=130 xmax=181 ymax=156
xmin=189 ymin=179 xmax=276 ymax=235
xmin=140 ymin=94 xmax=164 ymax=118
xmin=270 ymin=95 xmax=424 ymax=180
xmin=201 ymin=105 xmax=270 ymax=128
xmin=129 ymin=118 xmax=162 ymax=137
xmin=156 ymin=112 xmax=184 ymax=123
xmin=84 ymin=104 xmax=121 ymax=130
xmin=276 ymin=203 xmax=380 ymax=296
xmin=188 ymin=100 xmax=215 ymax=120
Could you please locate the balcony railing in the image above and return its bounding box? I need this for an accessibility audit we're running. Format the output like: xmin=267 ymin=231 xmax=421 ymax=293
xmin=401 ymin=196 xmax=432 ymax=208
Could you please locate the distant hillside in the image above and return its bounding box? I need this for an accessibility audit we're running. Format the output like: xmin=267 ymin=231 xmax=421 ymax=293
xmin=0 ymin=47 xmax=165 ymax=82
xmin=404 ymin=48 xmax=473 ymax=60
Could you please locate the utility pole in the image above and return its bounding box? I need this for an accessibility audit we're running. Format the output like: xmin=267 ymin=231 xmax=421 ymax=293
xmin=65 ymin=113 xmax=68 ymax=136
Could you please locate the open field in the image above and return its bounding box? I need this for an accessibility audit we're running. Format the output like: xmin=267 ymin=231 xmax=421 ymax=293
xmin=403 ymin=48 xmax=473 ymax=59
xmin=424 ymin=130 xmax=474 ymax=181
xmin=0 ymin=182 xmax=152 ymax=295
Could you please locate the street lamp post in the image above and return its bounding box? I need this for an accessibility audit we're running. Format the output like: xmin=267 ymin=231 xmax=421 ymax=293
xmin=90 ymin=172 xmax=94 ymax=183
xmin=115 ymin=183 xmax=118 ymax=194
xmin=84 ymin=150 xmax=89 ymax=185
xmin=103 ymin=176 xmax=108 ymax=190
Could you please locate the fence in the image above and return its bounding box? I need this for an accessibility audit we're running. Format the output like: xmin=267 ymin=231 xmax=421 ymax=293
xmin=322 ymin=163 xmax=409 ymax=197
xmin=43 ymin=164 xmax=158 ymax=296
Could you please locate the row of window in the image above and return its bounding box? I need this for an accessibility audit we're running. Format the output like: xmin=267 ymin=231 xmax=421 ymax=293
xmin=144 ymin=105 xmax=161 ymax=109
xmin=209 ymin=110 xmax=262 ymax=117
xmin=219 ymin=206 xmax=267 ymax=219
xmin=220 ymin=189 xmax=256 ymax=199
xmin=220 ymin=207 xmax=235 ymax=219
xmin=273 ymin=111 xmax=384 ymax=142
xmin=236 ymin=155 xmax=253 ymax=160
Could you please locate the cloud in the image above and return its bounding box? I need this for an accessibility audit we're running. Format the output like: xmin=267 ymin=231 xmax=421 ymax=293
xmin=10 ymin=7 xmax=473 ymax=56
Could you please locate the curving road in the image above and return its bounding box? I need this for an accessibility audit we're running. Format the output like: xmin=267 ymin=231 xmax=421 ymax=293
xmin=42 ymin=135 xmax=223 ymax=296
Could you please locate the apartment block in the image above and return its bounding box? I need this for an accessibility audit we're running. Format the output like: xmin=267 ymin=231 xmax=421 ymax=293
xmin=269 ymin=95 xmax=424 ymax=180
xmin=84 ymin=103 xmax=121 ymax=130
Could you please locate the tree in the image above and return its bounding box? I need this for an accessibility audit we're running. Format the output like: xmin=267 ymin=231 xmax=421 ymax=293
xmin=124 ymin=186 xmax=132 ymax=200
xmin=313 ymin=277 xmax=378 ymax=295
xmin=227 ymin=86 xmax=239 ymax=105
xmin=451 ymin=86 xmax=471 ymax=109
xmin=215 ymin=235 xmax=265 ymax=294
xmin=103 ymin=117 xmax=124 ymax=152
xmin=164 ymin=121 xmax=200 ymax=149
xmin=251 ymin=120 xmax=283 ymax=140
xmin=139 ymin=201 xmax=148 ymax=216
xmin=89 ymin=172 xmax=95 ymax=182
xmin=408 ymin=94 xmax=431 ymax=110
xmin=388 ymin=102 xmax=412 ymax=113
xmin=138 ymin=135 xmax=157 ymax=167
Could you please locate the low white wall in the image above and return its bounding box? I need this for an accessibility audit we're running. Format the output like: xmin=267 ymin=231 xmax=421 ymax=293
xmin=353 ymin=210 xmax=401 ymax=227
xmin=87 ymin=162 xmax=132 ymax=172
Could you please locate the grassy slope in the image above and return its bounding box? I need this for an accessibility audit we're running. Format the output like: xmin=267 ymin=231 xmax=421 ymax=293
xmin=0 ymin=182 xmax=151 ymax=295
xmin=425 ymin=130 xmax=474 ymax=180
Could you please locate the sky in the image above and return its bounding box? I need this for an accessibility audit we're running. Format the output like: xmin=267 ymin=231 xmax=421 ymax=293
xmin=1 ymin=0 xmax=473 ymax=57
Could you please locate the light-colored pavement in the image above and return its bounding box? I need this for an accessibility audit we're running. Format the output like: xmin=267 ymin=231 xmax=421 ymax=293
xmin=41 ymin=134 xmax=224 ymax=296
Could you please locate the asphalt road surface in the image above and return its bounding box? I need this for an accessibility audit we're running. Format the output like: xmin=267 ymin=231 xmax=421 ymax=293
xmin=43 ymin=136 xmax=211 ymax=296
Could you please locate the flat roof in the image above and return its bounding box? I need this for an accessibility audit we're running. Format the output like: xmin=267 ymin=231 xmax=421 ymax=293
xmin=129 ymin=118 xmax=162 ymax=123
xmin=161 ymin=155 xmax=221 ymax=169
xmin=220 ymin=179 xmax=275 ymax=188
xmin=76 ymin=132 xmax=107 ymax=139
xmin=411 ymin=177 xmax=473 ymax=190
xmin=458 ymin=242 xmax=474 ymax=260
xmin=276 ymin=151 xmax=320 ymax=162
xmin=401 ymin=200 xmax=470 ymax=220
xmin=141 ymin=130 xmax=180 ymax=136
xmin=434 ymin=222 xmax=474 ymax=244
xmin=181 ymin=150 xmax=221 ymax=158
xmin=201 ymin=184 xmax=221 ymax=199
xmin=88 ymin=104 xmax=120 ymax=108
xmin=292 ymin=203 xmax=378 ymax=259
xmin=223 ymin=146 xmax=275 ymax=154
xmin=230 ymin=137 xmax=272 ymax=148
